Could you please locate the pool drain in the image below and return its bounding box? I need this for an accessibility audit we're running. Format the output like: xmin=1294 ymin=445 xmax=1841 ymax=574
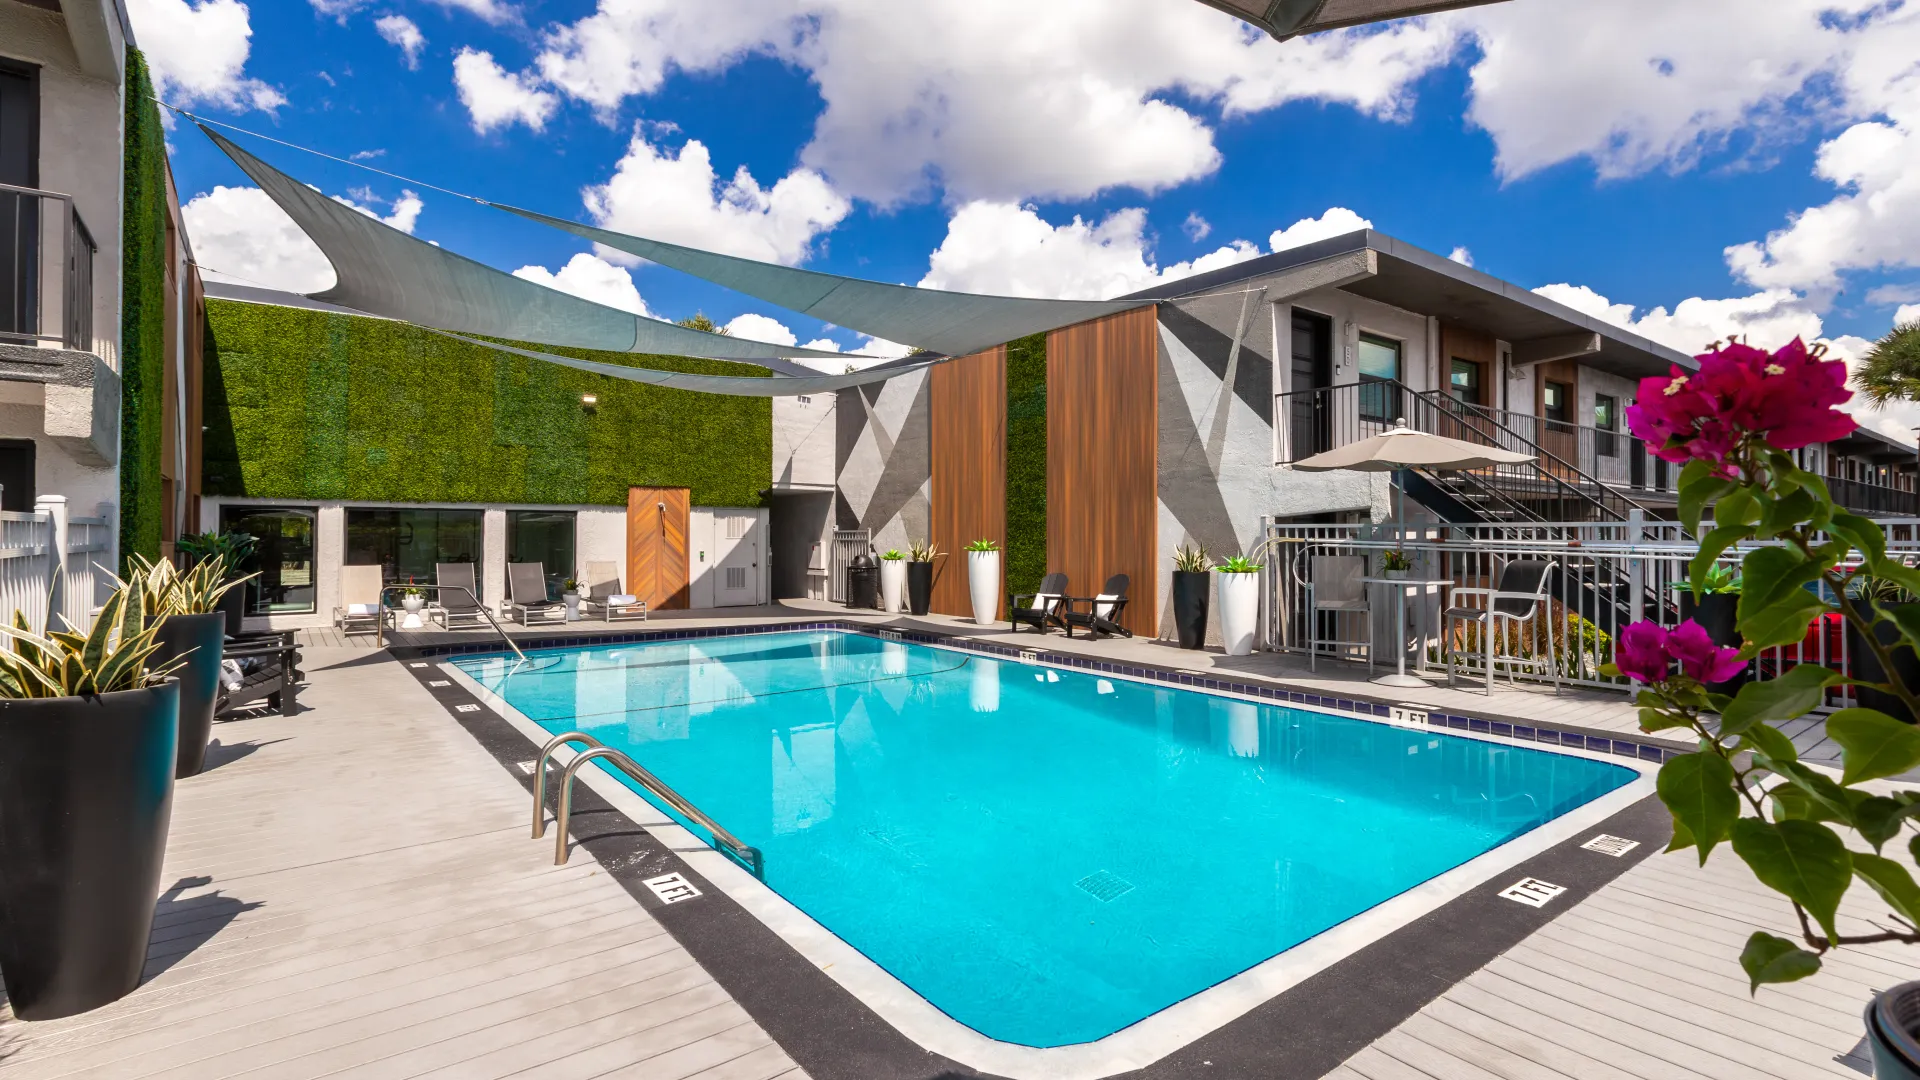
xmin=1075 ymin=870 xmax=1135 ymax=902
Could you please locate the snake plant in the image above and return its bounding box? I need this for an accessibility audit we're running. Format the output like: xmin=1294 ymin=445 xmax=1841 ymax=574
xmin=0 ymin=582 xmax=173 ymax=699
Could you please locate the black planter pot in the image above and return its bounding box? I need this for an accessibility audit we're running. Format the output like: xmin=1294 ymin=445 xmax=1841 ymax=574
xmin=1868 ymin=981 xmax=1920 ymax=1080
xmin=0 ymin=681 xmax=179 ymax=1020
xmin=150 ymin=612 xmax=226 ymax=778
xmin=1846 ymin=602 xmax=1920 ymax=724
xmin=216 ymin=584 xmax=246 ymax=639
xmin=1172 ymin=570 xmax=1210 ymax=650
xmin=1678 ymin=592 xmax=1749 ymax=694
xmin=906 ymin=562 xmax=933 ymax=616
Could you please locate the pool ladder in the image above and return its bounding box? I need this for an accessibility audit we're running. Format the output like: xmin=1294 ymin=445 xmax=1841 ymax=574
xmin=531 ymin=732 xmax=765 ymax=879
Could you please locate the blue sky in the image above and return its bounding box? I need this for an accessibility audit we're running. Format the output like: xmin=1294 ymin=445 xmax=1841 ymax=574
xmin=133 ymin=0 xmax=1920 ymax=396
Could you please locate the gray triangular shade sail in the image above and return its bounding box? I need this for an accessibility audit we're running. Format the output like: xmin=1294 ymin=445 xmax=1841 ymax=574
xmin=201 ymin=126 xmax=860 ymax=367
xmin=492 ymin=204 xmax=1150 ymax=359
xmin=1292 ymin=423 xmax=1535 ymax=471
xmin=1192 ymin=0 xmax=1508 ymax=40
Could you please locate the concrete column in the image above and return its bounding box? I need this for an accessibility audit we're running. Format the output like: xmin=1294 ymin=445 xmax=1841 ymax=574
xmin=317 ymin=505 xmax=345 ymax=623
xmin=35 ymin=495 xmax=67 ymax=629
xmin=483 ymin=509 xmax=507 ymax=613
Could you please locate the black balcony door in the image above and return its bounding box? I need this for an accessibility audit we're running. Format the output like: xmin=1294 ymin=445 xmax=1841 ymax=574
xmin=0 ymin=59 xmax=38 ymax=342
xmin=0 ymin=439 xmax=33 ymax=512
xmin=1291 ymin=309 xmax=1332 ymax=459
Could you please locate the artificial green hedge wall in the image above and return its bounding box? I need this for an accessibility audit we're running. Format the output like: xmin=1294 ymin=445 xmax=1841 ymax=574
xmin=1004 ymin=333 xmax=1047 ymax=595
xmin=119 ymin=48 xmax=168 ymax=567
xmin=202 ymin=299 xmax=773 ymax=508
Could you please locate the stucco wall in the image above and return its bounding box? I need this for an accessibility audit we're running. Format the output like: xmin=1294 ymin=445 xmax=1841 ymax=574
xmin=772 ymin=392 xmax=836 ymax=489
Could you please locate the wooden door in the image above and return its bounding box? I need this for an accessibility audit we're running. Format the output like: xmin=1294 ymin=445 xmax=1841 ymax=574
xmin=627 ymin=487 xmax=690 ymax=610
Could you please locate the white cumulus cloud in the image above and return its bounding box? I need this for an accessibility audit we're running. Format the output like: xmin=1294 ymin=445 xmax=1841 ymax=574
xmin=453 ymin=47 xmax=559 ymax=133
xmin=722 ymin=313 xmax=798 ymax=345
xmin=184 ymin=185 xmax=422 ymax=294
xmin=426 ymin=0 xmax=516 ymax=25
xmin=583 ymin=129 xmax=851 ymax=266
xmin=126 ymin=0 xmax=286 ymax=113
xmin=375 ymin=15 xmax=426 ymax=69
xmin=1449 ymin=246 xmax=1474 ymax=267
xmin=1898 ymin=304 xmax=1920 ymax=326
xmin=512 ymin=252 xmax=653 ymax=317
xmin=1269 ymin=207 xmax=1372 ymax=253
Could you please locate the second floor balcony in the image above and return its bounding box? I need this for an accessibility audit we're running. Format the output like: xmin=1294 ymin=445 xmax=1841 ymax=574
xmin=1 ymin=182 xmax=96 ymax=354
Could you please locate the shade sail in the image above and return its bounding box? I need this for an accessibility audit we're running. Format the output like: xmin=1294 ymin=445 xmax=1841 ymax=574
xmin=492 ymin=204 xmax=1150 ymax=358
xmin=1192 ymin=0 xmax=1507 ymax=39
xmin=201 ymin=126 xmax=860 ymax=366
xmin=432 ymin=328 xmax=938 ymax=397
xmin=1292 ymin=423 xmax=1535 ymax=471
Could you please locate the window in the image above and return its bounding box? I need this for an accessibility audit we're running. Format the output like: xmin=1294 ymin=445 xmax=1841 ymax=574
xmin=507 ymin=510 xmax=576 ymax=601
xmin=1356 ymin=333 xmax=1402 ymax=423
xmin=1594 ymin=394 xmax=1619 ymax=457
xmin=344 ymin=508 xmax=483 ymax=589
xmin=1542 ymin=381 xmax=1571 ymax=425
xmin=221 ymin=506 xmax=317 ymax=616
xmin=1449 ymin=359 xmax=1482 ymax=406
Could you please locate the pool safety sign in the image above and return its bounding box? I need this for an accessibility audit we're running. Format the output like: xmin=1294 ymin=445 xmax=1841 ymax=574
xmin=1498 ymin=877 xmax=1567 ymax=907
xmin=644 ymin=872 xmax=703 ymax=905
xmin=1580 ymin=834 xmax=1640 ymax=857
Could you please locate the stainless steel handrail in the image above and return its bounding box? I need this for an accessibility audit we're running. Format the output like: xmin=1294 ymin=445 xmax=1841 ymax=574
xmin=532 ymin=731 xmax=764 ymax=879
xmin=373 ymin=583 xmax=526 ymax=660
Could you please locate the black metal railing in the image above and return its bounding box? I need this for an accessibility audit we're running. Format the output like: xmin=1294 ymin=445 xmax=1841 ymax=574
xmin=1827 ymin=476 xmax=1920 ymax=517
xmin=0 ymin=183 xmax=95 ymax=351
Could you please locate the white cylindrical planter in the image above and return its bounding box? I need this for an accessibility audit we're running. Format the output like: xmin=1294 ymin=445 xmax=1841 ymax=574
xmin=971 ymin=657 xmax=1000 ymax=713
xmin=1217 ymin=572 xmax=1260 ymax=656
xmin=967 ymin=550 xmax=1001 ymax=625
xmin=562 ymin=592 xmax=581 ymax=622
xmin=880 ymin=560 xmax=906 ymax=613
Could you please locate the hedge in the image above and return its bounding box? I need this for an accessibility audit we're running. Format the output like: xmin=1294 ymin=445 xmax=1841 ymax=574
xmin=1004 ymin=333 xmax=1046 ymax=595
xmin=202 ymin=299 xmax=773 ymax=508
xmin=118 ymin=48 xmax=168 ymax=567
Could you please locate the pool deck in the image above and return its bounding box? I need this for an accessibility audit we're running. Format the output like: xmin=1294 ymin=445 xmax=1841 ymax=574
xmin=1 ymin=604 xmax=1906 ymax=1079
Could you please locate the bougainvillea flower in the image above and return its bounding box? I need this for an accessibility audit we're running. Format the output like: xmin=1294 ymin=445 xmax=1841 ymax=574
xmin=1626 ymin=338 xmax=1857 ymax=467
xmin=1614 ymin=621 xmax=1673 ymax=684
xmin=1666 ymin=619 xmax=1746 ymax=685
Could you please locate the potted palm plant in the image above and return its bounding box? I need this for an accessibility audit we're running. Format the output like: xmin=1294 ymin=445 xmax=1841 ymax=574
xmin=1171 ymin=544 xmax=1211 ymax=650
xmin=966 ymin=539 xmax=1001 ymax=625
xmin=177 ymin=531 xmax=257 ymax=637
xmin=133 ymin=555 xmax=252 ymax=778
xmin=907 ymin=539 xmax=939 ymax=616
xmin=878 ymin=549 xmax=907 ymax=613
xmin=0 ymin=582 xmax=179 ymax=1020
xmin=1215 ymin=554 xmax=1261 ymax=656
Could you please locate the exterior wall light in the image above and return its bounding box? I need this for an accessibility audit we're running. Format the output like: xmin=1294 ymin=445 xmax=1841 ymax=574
xmin=581 ymin=393 xmax=598 ymax=407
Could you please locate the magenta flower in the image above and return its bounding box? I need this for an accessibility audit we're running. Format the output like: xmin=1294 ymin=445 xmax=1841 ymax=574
xmin=1614 ymin=621 xmax=1673 ymax=684
xmin=1665 ymin=619 xmax=1746 ymax=685
xmin=1626 ymin=338 xmax=1857 ymax=470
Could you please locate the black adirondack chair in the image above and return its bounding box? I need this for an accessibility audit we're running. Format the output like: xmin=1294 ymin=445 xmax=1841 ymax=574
xmin=1008 ymin=572 xmax=1070 ymax=634
xmin=1062 ymin=574 xmax=1132 ymax=639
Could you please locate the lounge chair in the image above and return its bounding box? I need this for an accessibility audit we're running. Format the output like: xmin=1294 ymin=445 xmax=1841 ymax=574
xmin=430 ymin=562 xmax=490 ymax=629
xmin=215 ymin=632 xmax=301 ymax=718
xmin=505 ymin=562 xmax=566 ymax=625
xmin=1008 ymin=572 xmax=1069 ymax=634
xmin=1062 ymin=574 xmax=1132 ymax=639
xmin=1302 ymin=554 xmax=1371 ymax=671
xmin=579 ymin=560 xmax=648 ymax=622
xmin=1444 ymin=559 xmax=1559 ymax=695
xmin=333 ymin=564 xmax=385 ymax=636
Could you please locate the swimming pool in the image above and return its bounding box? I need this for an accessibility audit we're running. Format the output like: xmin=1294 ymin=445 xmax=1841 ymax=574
xmin=450 ymin=629 xmax=1636 ymax=1049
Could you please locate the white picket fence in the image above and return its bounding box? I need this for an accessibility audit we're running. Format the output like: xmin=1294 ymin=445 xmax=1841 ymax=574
xmin=0 ymin=497 xmax=113 ymax=634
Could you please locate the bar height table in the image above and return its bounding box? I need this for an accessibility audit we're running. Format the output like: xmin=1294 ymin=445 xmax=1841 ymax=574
xmin=1361 ymin=576 xmax=1451 ymax=688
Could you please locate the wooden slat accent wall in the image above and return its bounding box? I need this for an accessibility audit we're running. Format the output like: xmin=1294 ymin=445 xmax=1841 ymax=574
xmin=627 ymin=486 xmax=690 ymax=610
xmin=1047 ymin=307 xmax=1158 ymax=638
xmin=929 ymin=348 xmax=1007 ymax=618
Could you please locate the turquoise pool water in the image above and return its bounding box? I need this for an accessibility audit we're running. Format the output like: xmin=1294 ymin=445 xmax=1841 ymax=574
xmin=451 ymin=630 xmax=1634 ymax=1048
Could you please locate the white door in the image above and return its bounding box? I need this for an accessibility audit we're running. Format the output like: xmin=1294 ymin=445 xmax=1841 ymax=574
xmin=714 ymin=512 xmax=759 ymax=607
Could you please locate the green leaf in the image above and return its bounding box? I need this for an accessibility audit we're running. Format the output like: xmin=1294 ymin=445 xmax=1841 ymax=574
xmin=1599 ymin=662 xmax=1621 ymax=678
xmin=1741 ymin=720 xmax=1799 ymax=764
xmin=1911 ymin=833 xmax=1920 ymax=866
xmin=1739 ymin=931 xmax=1822 ymax=993
xmin=1832 ymin=511 xmax=1888 ymax=564
xmin=1680 ymin=467 xmax=1734 ymax=537
xmin=1757 ymin=488 xmax=1820 ymax=540
xmin=1743 ymin=593 xmax=1831 ymax=651
xmin=1826 ymin=707 xmax=1920 ymax=785
xmin=1736 ymin=547 xmax=1831 ymax=649
xmin=1691 ymin=526 xmax=1754 ymax=598
xmin=1716 ymin=488 xmax=1760 ymax=528
xmin=1720 ymin=664 xmax=1839 ymax=735
xmin=1773 ymin=760 xmax=1858 ymax=823
xmin=1640 ymin=707 xmax=1695 ymax=733
xmin=1730 ymin=818 xmax=1852 ymax=940
xmin=1666 ymin=812 xmax=1697 ymax=854
xmin=1658 ymin=752 xmax=1741 ymax=863
xmin=1852 ymin=852 xmax=1920 ymax=925
xmin=1769 ymin=784 xmax=1841 ymax=824
xmin=1850 ymin=795 xmax=1914 ymax=850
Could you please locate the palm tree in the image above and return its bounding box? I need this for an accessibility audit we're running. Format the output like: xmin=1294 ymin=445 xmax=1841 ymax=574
xmin=1854 ymin=319 xmax=1920 ymax=404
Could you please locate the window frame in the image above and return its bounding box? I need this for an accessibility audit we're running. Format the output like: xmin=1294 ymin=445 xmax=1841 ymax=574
xmin=220 ymin=504 xmax=320 ymax=617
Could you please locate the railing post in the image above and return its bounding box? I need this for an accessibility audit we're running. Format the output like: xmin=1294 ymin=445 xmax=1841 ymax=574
xmin=1626 ymin=508 xmax=1645 ymax=626
xmin=36 ymin=495 xmax=67 ymax=630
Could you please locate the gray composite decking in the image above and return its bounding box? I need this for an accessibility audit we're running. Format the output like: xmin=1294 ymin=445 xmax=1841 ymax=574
xmin=0 ymin=643 xmax=806 ymax=1080
xmin=3 ymin=605 xmax=1905 ymax=1079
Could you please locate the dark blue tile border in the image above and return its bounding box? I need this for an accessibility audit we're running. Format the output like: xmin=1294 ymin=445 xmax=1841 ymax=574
xmin=414 ymin=619 xmax=1687 ymax=767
